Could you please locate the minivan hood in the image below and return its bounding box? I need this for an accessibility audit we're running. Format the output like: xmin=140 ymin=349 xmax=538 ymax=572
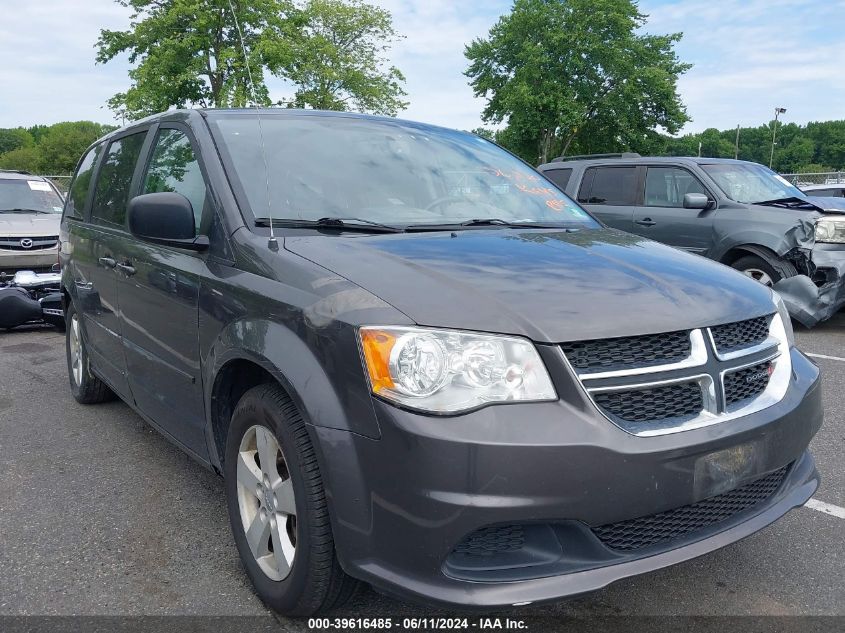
xmin=285 ymin=228 xmax=774 ymax=342
xmin=0 ymin=213 xmax=61 ymax=237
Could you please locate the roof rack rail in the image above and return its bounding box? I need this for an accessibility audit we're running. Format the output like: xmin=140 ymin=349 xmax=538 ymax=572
xmin=551 ymin=152 xmax=641 ymax=162
xmin=0 ymin=169 xmax=32 ymax=175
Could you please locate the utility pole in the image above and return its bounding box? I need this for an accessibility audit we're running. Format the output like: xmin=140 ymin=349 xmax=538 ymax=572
xmin=698 ymin=141 xmax=702 ymax=158
xmin=734 ymin=124 xmax=740 ymax=160
xmin=770 ymin=107 xmax=787 ymax=168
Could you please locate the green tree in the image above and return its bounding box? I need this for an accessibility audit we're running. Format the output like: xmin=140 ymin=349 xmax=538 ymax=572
xmin=96 ymin=0 xmax=291 ymax=119
xmin=37 ymin=122 xmax=116 ymax=174
xmin=0 ymin=128 xmax=34 ymax=155
xmin=0 ymin=146 xmax=41 ymax=172
xmin=465 ymin=0 xmax=691 ymax=164
xmin=267 ymin=0 xmax=407 ymax=114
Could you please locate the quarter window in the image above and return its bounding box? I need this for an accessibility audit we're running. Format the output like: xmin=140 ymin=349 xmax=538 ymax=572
xmin=91 ymin=133 xmax=147 ymax=227
xmin=578 ymin=166 xmax=638 ymax=205
xmin=142 ymin=129 xmax=207 ymax=232
xmin=544 ymin=168 xmax=573 ymax=191
xmin=645 ymin=167 xmax=708 ymax=207
xmin=65 ymin=144 xmax=104 ymax=220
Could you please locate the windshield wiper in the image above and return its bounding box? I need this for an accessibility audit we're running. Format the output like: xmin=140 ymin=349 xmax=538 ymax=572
xmin=0 ymin=208 xmax=52 ymax=214
xmin=406 ymin=218 xmax=580 ymax=232
xmin=254 ymin=216 xmax=403 ymax=233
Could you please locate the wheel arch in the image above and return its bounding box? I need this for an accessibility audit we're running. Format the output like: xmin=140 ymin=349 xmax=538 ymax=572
xmin=203 ymin=317 xmax=381 ymax=470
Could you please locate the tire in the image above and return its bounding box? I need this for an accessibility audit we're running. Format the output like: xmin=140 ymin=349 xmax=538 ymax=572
xmin=65 ymin=302 xmax=113 ymax=404
xmin=730 ymin=253 xmax=797 ymax=288
xmin=224 ymin=383 xmax=359 ymax=616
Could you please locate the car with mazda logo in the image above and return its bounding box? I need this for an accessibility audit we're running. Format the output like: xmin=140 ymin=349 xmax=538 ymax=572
xmin=59 ymin=110 xmax=821 ymax=615
xmin=0 ymin=170 xmax=64 ymax=274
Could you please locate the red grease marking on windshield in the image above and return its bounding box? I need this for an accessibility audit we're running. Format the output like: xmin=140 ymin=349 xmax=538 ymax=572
xmin=546 ymin=199 xmax=567 ymax=212
xmin=484 ymin=167 xmax=540 ymax=182
xmin=516 ymin=183 xmax=556 ymax=196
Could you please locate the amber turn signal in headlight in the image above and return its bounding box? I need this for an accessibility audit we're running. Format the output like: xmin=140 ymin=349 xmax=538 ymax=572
xmin=359 ymin=326 xmax=557 ymax=414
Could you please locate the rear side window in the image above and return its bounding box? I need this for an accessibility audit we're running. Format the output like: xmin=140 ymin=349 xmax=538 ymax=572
xmin=578 ymin=166 xmax=638 ymax=205
xmin=91 ymin=132 xmax=146 ymax=227
xmin=544 ymin=168 xmax=572 ymax=191
xmin=644 ymin=167 xmax=707 ymax=207
xmin=142 ymin=128 xmax=207 ymax=232
xmin=65 ymin=144 xmax=104 ymax=220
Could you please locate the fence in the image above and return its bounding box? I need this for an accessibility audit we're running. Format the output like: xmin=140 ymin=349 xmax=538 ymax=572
xmin=39 ymin=175 xmax=72 ymax=193
xmin=781 ymin=172 xmax=845 ymax=186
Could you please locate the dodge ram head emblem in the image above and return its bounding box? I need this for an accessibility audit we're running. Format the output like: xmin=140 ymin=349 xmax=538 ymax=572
xmin=20 ymin=238 xmax=33 ymax=249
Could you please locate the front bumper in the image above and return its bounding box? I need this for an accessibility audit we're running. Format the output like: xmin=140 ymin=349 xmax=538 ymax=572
xmin=313 ymin=349 xmax=821 ymax=609
xmin=0 ymin=246 xmax=57 ymax=273
xmin=774 ymin=243 xmax=845 ymax=327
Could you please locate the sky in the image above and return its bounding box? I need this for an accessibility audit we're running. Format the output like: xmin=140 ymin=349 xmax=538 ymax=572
xmin=0 ymin=0 xmax=843 ymax=134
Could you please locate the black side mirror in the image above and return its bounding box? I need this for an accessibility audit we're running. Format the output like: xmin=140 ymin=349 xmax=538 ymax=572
xmin=683 ymin=193 xmax=711 ymax=210
xmin=128 ymin=192 xmax=208 ymax=251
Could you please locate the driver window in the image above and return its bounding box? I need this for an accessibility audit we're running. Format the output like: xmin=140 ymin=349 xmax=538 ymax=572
xmin=142 ymin=128 xmax=207 ymax=232
xmin=645 ymin=167 xmax=707 ymax=207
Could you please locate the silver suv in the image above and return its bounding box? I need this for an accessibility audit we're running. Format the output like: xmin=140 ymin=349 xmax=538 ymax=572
xmin=0 ymin=170 xmax=64 ymax=273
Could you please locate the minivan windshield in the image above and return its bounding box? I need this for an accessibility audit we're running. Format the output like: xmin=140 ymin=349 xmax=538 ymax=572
xmin=701 ymin=163 xmax=806 ymax=204
xmin=209 ymin=114 xmax=598 ymax=229
xmin=0 ymin=178 xmax=64 ymax=214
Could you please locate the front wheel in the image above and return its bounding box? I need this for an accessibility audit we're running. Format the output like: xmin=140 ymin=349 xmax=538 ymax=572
xmin=65 ymin=303 xmax=113 ymax=404
xmin=224 ymin=383 xmax=359 ymax=616
xmin=730 ymin=254 xmax=797 ymax=288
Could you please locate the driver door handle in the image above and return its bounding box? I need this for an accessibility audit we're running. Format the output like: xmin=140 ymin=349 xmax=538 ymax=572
xmin=98 ymin=256 xmax=116 ymax=268
xmin=115 ymin=262 xmax=136 ymax=277
xmin=635 ymin=218 xmax=657 ymax=226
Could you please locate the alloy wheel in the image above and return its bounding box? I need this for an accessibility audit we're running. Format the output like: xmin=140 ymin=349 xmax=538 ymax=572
xmin=69 ymin=314 xmax=83 ymax=386
xmin=742 ymin=268 xmax=774 ymax=287
xmin=236 ymin=425 xmax=297 ymax=581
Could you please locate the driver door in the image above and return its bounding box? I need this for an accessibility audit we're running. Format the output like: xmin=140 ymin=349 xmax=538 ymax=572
xmin=632 ymin=166 xmax=716 ymax=255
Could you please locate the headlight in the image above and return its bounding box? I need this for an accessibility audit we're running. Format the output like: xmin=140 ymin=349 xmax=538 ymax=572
xmin=814 ymin=217 xmax=845 ymax=243
xmin=359 ymin=326 xmax=557 ymax=413
xmin=772 ymin=291 xmax=795 ymax=347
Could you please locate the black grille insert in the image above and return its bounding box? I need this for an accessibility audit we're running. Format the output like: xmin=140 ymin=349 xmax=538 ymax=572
xmin=592 ymin=465 xmax=789 ymax=551
xmin=724 ymin=361 xmax=772 ymax=407
xmin=710 ymin=316 xmax=770 ymax=353
xmin=453 ymin=525 xmax=525 ymax=557
xmin=561 ymin=330 xmax=690 ymax=373
xmin=593 ymin=381 xmax=702 ymax=423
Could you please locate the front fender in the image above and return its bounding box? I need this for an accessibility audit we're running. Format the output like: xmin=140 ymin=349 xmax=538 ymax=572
xmin=712 ymin=218 xmax=815 ymax=261
xmin=204 ymin=317 xmax=383 ymax=444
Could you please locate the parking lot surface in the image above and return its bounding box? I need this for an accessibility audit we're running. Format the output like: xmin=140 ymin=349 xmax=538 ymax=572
xmin=0 ymin=317 xmax=843 ymax=623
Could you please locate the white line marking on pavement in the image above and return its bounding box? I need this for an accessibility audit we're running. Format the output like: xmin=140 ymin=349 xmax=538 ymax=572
xmin=804 ymin=498 xmax=845 ymax=519
xmin=806 ymin=352 xmax=845 ymax=363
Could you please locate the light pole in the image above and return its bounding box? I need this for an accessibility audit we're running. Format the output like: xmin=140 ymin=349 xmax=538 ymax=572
xmin=769 ymin=107 xmax=787 ymax=168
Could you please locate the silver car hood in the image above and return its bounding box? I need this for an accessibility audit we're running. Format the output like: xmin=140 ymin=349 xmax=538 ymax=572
xmin=0 ymin=213 xmax=61 ymax=237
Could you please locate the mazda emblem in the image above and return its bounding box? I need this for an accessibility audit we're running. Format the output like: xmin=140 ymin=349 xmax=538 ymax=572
xmin=20 ymin=238 xmax=33 ymax=249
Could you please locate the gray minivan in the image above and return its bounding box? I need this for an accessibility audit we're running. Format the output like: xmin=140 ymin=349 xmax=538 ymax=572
xmin=60 ymin=110 xmax=821 ymax=615
xmin=539 ymin=155 xmax=845 ymax=326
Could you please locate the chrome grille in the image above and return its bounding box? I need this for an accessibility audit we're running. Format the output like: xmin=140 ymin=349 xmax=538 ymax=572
xmin=561 ymin=330 xmax=690 ymax=373
xmin=561 ymin=313 xmax=789 ymax=436
xmin=593 ymin=382 xmax=702 ymax=423
xmin=0 ymin=235 xmax=58 ymax=251
xmin=724 ymin=361 xmax=772 ymax=408
xmin=711 ymin=316 xmax=770 ymax=354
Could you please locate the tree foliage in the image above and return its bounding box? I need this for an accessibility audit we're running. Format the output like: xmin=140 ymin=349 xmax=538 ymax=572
xmin=96 ymin=0 xmax=286 ymax=118
xmin=664 ymin=120 xmax=845 ymax=172
xmin=0 ymin=122 xmax=115 ymax=174
xmin=266 ymin=0 xmax=406 ymax=115
xmin=96 ymin=0 xmax=406 ymax=120
xmin=465 ymin=0 xmax=691 ymax=165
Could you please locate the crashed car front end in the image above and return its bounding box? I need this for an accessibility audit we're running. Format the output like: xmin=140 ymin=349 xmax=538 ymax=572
xmin=773 ymin=200 xmax=845 ymax=327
